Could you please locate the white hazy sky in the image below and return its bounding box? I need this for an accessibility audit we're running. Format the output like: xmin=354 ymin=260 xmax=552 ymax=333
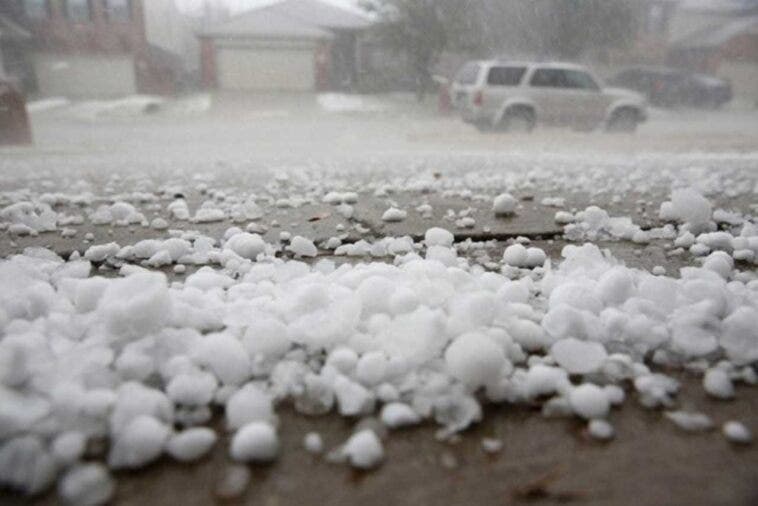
xmin=175 ymin=0 xmax=364 ymax=16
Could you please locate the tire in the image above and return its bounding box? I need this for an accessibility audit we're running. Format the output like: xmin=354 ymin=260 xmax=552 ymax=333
xmin=606 ymin=108 xmax=638 ymax=133
xmin=500 ymin=108 xmax=535 ymax=133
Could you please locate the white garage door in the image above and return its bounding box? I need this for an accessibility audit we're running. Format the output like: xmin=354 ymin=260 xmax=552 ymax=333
xmin=33 ymin=54 xmax=136 ymax=98
xmin=217 ymin=46 xmax=315 ymax=91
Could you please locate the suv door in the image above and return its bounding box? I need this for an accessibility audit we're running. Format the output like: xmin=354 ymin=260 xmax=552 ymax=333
xmin=483 ymin=66 xmax=527 ymax=122
xmin=528 ymin=67 xmax=569 ymax=125
xmin=561 ymin=69 xmax=606 ymax=128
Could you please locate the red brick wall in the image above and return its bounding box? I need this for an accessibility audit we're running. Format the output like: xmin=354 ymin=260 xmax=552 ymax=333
xmin=27 ymin=0 xmax=147 ymax=55
xmin=199 ymin=37 xmax=216 ymax=89
xmin=720 ymin=33 xmax=758 ymax=63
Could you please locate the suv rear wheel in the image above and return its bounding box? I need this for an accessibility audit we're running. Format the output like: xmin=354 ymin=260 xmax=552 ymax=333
xmin=500 ymin=107 xmax=535 ymax=133
xmin=606 ymin=108 xmax=639 ymax=133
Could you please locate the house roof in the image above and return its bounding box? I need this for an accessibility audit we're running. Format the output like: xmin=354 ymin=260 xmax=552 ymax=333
xmin=673 ymin=14 xmax=758 ymax=48
xmin=202 ymin=0 xmax=371 ymax=40
xmin=0 ymin=14 xmax=31 ymax=41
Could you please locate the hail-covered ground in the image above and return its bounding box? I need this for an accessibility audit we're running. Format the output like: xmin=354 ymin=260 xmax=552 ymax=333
xmin=1 ymin=103 xmax=758 ymax=505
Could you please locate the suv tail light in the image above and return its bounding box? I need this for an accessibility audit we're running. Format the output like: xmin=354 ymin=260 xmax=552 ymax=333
xmin=473 ymin=90 xmax=483 ymax=107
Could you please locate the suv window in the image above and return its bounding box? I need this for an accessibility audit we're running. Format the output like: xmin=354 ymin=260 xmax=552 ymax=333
xmin=563 ymin=70 xmax=599 ymax=90
xmin=455 ymin=63 xmax=481 ymax=85
xmin=529 ymin=68 xmax=567 ymax=88
xmin=487 ymin=66 xmax=526 ymax=86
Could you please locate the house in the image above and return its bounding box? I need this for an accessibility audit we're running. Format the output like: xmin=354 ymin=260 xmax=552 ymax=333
xmin=199 ymin=0 xmax=372 ymax=92
xmin=0 ymin=4 xmax=32 ymax=89
xmin=668 ymin=0 xmax=758 ymax=104
xmin=0 ymin=0 xmax=199 ymax=98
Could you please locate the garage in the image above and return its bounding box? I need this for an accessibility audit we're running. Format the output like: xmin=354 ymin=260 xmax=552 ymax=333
xmin=216 ymin=43 xmax=317 ymax=92
xmin=33 ymin=53 xmax=136 ymax=98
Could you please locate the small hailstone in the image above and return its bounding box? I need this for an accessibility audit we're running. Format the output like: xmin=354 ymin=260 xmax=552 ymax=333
xmin=150 ymin=218 xmax=168 ymax=230
xmin=287 ymin=236 xmax=317 ymax=257
xmin=230 ymin=422 xmax=279 ymax=463
xmin=173 ymin=264 xmax=186 ymax=274
xmin=569 ymin=384 xmax=610 ymax=420
xmin=381 ymin=207 xmax=407 ymax=222
xmin=481 ymin=438 xmax=503 ymax=453
xmin=58 ymin=464 xmax=114 ymax=506
xmin=665 ymin=411 xmax=714 ymax=432
xmin=303 ymin=432 xmax=324 ymax=454
xmin=341 ymin=430 xmax=384 ymax=470
xmin=215 ymin=465 xmax=250 ymax=499
xmin=588 ymin=419 xmax=615 ymax=440
xmin=703 ymin=368 xmax=734 ymax=399
xmin=493 ymin=193 xmax=517 ymax=216
xmin=722 ymin=421 xmax=752 ymax=444
xmin=166 ymin=428 xmax=217 ymax=462
xmin=380 ymin=402 xmax=421 ymax=429
xmin=652 ymin=265 xmax=666 ymax=275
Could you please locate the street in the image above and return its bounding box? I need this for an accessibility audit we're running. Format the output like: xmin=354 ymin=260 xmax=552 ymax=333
xmin=1 ymin=95 xmax=758 ymax=505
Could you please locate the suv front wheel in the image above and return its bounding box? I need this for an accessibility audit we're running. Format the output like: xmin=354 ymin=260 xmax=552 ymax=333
xmin=499 ymin=107 xmax=535 ymax=133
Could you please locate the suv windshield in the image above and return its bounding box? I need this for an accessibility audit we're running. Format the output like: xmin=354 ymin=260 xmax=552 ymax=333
xmin=455 ymin=62 xmax=481 ymax=85
xmin=487 ymin=66 xmax=527 ymax=86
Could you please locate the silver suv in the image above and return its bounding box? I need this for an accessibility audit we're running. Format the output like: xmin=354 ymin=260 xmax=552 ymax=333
xmin=451 ymin=61 xmax=647 ymax=133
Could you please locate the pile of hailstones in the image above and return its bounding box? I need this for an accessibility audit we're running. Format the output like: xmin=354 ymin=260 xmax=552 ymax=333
xmin=1 ymin=225 xmax=757 ymax=505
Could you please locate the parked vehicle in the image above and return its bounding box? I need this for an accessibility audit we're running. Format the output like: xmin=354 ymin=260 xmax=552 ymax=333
xmin=608 ymin=66 xmax=732 ymax=109
xmin=451 ymin=61 xmax=647 ymax=133
xmin=0 ymin=79 xmax=32 ymax=145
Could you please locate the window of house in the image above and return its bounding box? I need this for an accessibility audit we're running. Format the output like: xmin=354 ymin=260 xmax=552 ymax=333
xmin=105 ymin=0 xmax=132 ymax=21
xmin=65 ymin=0 xmax=92 ymax=21
xmin=487 ymin=67 xmax=527 ymax=86
xmin=529 ymin=68 xmax=568 ymax=88
xmin=23 ymin=0 xmax=50 ymax=18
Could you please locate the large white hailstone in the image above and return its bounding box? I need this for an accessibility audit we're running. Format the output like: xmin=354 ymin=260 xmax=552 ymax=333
xmin=524 ymin=364 xmax=570 ymax=399
xmin=665 ymin=411 xmax=714 ymax=432
xmin=424 ymin=227 xmax=454 ymax=248
xmin=670 ymin=188 xmax=712 ymax=229
xmin=595 ymin=267 xmax=635 ymax=306
xmin=702 ymin=368 xmax=734 ymax=399
xmin=51 ymin=431 xmax=87 ymax=466
xmin=569 ymin=384 xmax=610 ymax=420
xmin=381 ymin=207 xmax=407 ymax=222
xmin=166 ymin=428 xmax=217 ymax=462
xmin=551 ymin=338 xmax=608 ymax=375
xmin=493 ymin=193 xmax=517 ymax=216
xmin=525 ymin=247 xmax=547 ymax=267
xmin=333 ymin=375 xmax=375 ymax=416
xmin=326 ymin=347 xmax=359 ymax=374
xmin=224 ymin=233 xmax=267 ymax=260
xmin=341 ymin=430 xmax=384 ymax=469
xmin=444 ymin=332 xmax=507 ymax=389
xmin=720 ymin=307 xmax=758 ymax=366
xmin=287 ymin=236 xmax=317 ymax=257
xmin=192 ymin=333 xmax=252 ymax=386
xmin=97 ymin=272 xmax=171 ymax=339
xmin=166 ymin=371 xmax=218 ymax=407
xmin=225 ymin=383 xmax=275 ymax=430
xmin=380 ymin=403 xmax=421 ymax=429
xmin=355 ymin=351 xmax=388 ymax=386
xmin=108 ymin=415 xmax=170 ymax=469
xmin=722 ymin=421 xmax=752 ymax=444
xmin=242 ymin=317 xmax=291 ymax=361
xmin=502 ymin=244 xmax=528 ymax=267
xmin=110 ymin=382 xmax=174 ymax=435
xmin=230 ymin=422 xmax=279 ymax=463
xmin=0 ymin=436 xmax=56 ymax=495
xmin=58 ymin=464 xmax=114 ymax=506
